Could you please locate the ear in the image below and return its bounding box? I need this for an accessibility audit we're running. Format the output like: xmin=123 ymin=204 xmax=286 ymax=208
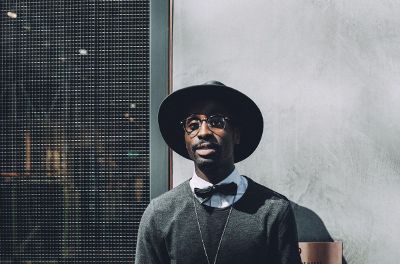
xmin=233 ymin=127 xmax=241 ymax=144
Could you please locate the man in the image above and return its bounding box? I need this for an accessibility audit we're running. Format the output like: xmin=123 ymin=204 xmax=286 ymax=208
xmin=135 ymin=81 xmax=301 ymax=264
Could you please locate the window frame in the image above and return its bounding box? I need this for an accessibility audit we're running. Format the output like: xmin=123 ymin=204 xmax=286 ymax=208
xmin=150 ymin=0 xmax=171 ymax=199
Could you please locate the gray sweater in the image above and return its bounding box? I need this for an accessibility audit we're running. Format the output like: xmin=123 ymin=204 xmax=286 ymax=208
xmin=135 ymin=177 xmax=301 ymax=264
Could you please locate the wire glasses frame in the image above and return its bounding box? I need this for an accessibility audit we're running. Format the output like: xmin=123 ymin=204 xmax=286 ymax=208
xmin=180 ymin=114 xmax=231 ymax=137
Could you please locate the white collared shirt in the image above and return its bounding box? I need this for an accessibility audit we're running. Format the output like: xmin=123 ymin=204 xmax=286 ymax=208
xmin=189 ymin=167 xmax=248 ymax=208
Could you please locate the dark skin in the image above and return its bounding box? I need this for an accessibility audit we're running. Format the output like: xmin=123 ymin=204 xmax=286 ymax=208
xmin=184 ymin=100 xmax=240 ymax=184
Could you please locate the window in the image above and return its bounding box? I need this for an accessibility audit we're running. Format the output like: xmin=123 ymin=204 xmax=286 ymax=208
xmin=0 ymin=0 xmax=169 ymax=262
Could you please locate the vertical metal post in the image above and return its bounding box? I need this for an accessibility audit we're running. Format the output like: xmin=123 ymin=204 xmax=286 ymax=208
xmin=150 ymin=0 xmax=171 ymax=199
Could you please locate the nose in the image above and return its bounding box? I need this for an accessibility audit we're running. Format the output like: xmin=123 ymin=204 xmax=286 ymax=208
xmin=197 ymin=119 xmax=213 ymax=138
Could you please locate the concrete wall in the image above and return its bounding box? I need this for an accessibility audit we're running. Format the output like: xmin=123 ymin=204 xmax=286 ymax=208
xmin=172 ymin=0 xmax=400 ymax=263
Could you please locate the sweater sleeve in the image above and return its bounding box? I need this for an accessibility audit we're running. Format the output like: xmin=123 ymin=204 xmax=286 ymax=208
xmin=276 ymin=202 xmax=302 ymax=264
xmin=135 ymin=200 xmax=169 ymax=264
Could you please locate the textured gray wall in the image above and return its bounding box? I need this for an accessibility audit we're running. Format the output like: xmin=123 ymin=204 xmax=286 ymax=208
xmin=172 ymin=1 xmax=400 ymax=263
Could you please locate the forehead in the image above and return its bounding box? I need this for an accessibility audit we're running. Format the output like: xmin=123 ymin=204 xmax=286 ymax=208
xmin=185 ymin=99 xmax=232 ymax=116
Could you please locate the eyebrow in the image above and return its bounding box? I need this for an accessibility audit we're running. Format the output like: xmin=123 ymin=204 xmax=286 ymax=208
xmin=186 ymin=113 xmax=201 ymax=118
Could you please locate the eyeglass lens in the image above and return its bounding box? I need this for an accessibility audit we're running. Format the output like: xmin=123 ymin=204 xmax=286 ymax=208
xmin=184 ymin=115 xmax=226 ymax=134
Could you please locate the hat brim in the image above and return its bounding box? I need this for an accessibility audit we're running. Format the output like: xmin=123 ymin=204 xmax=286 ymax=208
xmin=158 ymin=84 xmax=263 ymax=163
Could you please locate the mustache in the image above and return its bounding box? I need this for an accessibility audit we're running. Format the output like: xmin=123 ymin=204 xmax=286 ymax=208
xmin=192 ymin=141 xmax=220 ymax=151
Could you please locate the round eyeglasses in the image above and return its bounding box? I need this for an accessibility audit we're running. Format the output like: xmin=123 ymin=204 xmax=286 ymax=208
xmin=181 ymin=114 xmax=230 ymax=137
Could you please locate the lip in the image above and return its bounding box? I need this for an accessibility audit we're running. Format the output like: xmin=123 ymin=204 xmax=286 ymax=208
xmin=194 ymin=143 xmax=218 ymax=157
xmin=196 ymin=148 xmax=217 ymax=157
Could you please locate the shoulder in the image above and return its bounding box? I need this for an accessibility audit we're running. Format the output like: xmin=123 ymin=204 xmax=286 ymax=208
xmin=139 ymin=180 xmax=193 ymax=234
xmin=239 ymin=176 xmax=292 ymax=217
xmin=245 ymin=176 xmax=290 ymax=202
xmin=148 ymin=180 xmax=192 ymax=213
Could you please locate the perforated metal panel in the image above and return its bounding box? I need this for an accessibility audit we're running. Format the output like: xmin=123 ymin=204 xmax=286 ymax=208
xmin=1 ymin=0 xmax=151 ymax=262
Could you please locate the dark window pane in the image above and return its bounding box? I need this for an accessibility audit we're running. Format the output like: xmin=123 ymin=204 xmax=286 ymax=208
xmin=0 ymin=0 xmax=150 ymax=262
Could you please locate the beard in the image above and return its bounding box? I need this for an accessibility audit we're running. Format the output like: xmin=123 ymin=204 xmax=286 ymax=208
xmin=189 ymin=141 xmax=221 ymax=172
xmin=194 ymin=154 xmax=219 ymax=172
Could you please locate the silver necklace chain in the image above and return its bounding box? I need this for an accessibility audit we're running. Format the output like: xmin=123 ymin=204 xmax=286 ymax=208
xmin=192 ymin=194 xmax=236 ymax=264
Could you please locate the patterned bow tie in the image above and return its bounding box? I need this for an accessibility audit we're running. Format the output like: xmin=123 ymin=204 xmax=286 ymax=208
xmin=194 ymin=182 xmax=238 ymax=200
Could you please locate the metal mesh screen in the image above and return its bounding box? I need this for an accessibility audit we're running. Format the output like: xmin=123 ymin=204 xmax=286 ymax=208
xmin=1 ymin=0 xmax=150 ymax=262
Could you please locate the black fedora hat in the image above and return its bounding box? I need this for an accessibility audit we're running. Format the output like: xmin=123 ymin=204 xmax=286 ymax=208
xmin=158 ymin=81 xmax=263 ymax=163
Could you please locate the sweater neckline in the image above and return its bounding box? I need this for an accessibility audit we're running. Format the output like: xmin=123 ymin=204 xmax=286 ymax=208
xmin=185 ymin=176 xmax=253 ymax=211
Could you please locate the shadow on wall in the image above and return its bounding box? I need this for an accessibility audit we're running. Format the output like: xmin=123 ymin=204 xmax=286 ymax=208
xmin=291 ymin=202 xmax=347 ymax=264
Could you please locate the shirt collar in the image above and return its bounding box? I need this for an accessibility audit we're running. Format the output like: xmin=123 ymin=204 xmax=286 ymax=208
xmin=189 ymin=167 xmax=241 ymax=192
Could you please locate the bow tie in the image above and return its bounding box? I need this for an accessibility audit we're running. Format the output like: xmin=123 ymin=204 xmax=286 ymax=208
xmin=194 ymin=182 xmax=238 ymax=200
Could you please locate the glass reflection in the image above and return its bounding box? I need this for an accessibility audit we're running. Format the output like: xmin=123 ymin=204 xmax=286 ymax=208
xmin=0 ymin=0 xmax=150 ymax=262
